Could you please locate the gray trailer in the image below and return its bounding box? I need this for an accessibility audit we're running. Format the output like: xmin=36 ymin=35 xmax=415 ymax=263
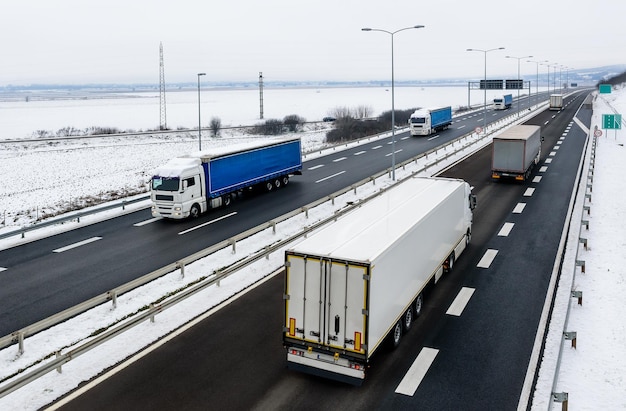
xmin=491 ymin=125 xmax=542 ymax=181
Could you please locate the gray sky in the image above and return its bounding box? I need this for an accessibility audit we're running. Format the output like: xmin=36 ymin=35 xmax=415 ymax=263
xmin=2 ymin=0 xmax=624 ymax=86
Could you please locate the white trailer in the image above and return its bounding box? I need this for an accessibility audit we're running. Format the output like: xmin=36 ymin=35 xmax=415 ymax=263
xmin=549 ymin=94 xmax=563 ymax=110
xmin=283 ymin=177 xmax=476 ymax=385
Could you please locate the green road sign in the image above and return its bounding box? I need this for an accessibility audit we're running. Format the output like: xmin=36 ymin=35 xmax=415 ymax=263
xmin=602 ymin=114 xmax=622 ymax=129
xmin=599 ymin=84 xmax=612 ymax=94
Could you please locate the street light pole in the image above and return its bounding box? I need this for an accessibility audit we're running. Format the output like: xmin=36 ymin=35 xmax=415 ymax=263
xmin=527 ymin=60 xmax=547 ymax=108
xmin=467 ymin=47 xmax=505 ymax=133
xmin=362 ymin=25 xmax=424 ymax=181
xmin=505 ymin=55 xmax=532 ymax=116
xmin=197 ymin=72 xmax=206 ymax=151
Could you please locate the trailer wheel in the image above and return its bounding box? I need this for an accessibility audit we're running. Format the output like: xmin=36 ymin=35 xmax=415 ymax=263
xmin=403 ymin=307 xmax=413 ymax=332
xmin=445 ymin=253 xmax=455 ymax=273
xmin=222 ymin=194 xmax=232 ymax=207
xmin=391 ymin=320 xmax=403 ymax=348
xmin=274 ymin=178 xmax=282 ymax=189
xmin=414 ymin=293 xmax=424 ymax=317
xmin=189 ymin=204 xmax=200 ymax=218
xmin=282 ymin=176 xmax=289 ymax=186
xmin=265 ymin=181 xmax=274 ymax=192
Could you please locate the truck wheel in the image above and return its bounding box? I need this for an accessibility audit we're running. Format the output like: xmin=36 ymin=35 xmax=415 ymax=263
xmin=274 ymin=178 xmax=282 ymax=189
xmin=445 ymin=253 xmax=455 ymax=273
xmin=414 ymin=293 xmax=424 ymax=317
xmin=391 ymin=320 xmax=403 ymax=348
xmin=403 ymin=307 xmax=413 ymax=332
xmin=265 ymin=181 xmax=274 ymax=192
xmin=282 ymin=176 xmax=289 ymax=186
xmin=223 ymin=195 xmax=232 ymax=207
xmin=189 ymin=204 xmax=200 ymax=218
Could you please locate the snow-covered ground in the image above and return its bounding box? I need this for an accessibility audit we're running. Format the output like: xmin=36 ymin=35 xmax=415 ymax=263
xmin=0 ymin=85 xmax=624 ymax=409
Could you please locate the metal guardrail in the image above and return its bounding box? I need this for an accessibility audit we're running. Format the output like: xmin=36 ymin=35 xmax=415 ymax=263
xmin=0 ymin=106 xmax=536 ymax=399
xmin=0 ymin=196 xmax=150 ymax=241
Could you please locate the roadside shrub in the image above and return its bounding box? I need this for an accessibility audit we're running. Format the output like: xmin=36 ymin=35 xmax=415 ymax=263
xmin=326 ymin=116 xmax=386 ymax=144
xmin=253 ymin=119 xmax=284 ymax=135
xmin=283 ymin=114 xmax=305 ymax=132
xmin=378 ymin=108 xmax=418 ymax=128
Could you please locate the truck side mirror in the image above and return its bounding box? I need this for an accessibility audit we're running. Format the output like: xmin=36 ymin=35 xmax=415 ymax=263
xmin=470 ymin=195 xmax=477 ymax=210
xmin=181 ymin=180 xmax=188 ymax=192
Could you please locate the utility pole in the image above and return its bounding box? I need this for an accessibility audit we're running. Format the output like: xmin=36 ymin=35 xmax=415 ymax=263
xmin=159 ymin=42 xmax=167 ymax=130
xmin=259 ymin=72 xmax=264 ymax=119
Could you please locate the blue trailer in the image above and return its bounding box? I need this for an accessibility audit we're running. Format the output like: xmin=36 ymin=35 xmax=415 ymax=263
xmin=151 ymin=137 xmax=302 ymax=219
xmin=408 ymin=106 xmax=453 ymax=136
xmin=493 ymin=94 xmax=513 ymax=110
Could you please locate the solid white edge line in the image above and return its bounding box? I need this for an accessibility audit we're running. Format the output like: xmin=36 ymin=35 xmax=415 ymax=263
xmin=52 ymin=237 xmax=102 ymax=253
xmin=395 ymin=347 xmax=439 ymax=396
xmin=477 ymin=249 xmax=498 ymax=268
xmin=178 ymin=212 xmax=237 ymax=235
xmin=446 ymin=287 xmax=475 ymax=316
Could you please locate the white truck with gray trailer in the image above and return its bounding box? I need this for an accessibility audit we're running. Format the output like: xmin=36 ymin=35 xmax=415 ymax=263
xmin=491 ymin=124 xmax=542 ymax=182
xmin=283 ymin=176 xmax=476 ymax=385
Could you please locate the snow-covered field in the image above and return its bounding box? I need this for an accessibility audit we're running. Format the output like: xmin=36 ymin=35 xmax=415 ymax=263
xmin=0 ymin=85 xmax=624 ymax=410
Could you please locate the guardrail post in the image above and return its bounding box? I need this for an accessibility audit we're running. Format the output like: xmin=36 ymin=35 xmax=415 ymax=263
xmin=17 ymin=331 xmax=24 ymax=355
xmin=563 ymin=331 xmax=577 ymax=349
xmin=149 ymin=303 xmax=156 ymax=323
xmin=579 ymin=237 xmax=588 ymax=250
xmin=177 ymin=261 xmax=185 ymax=279
xmin=583 ymin=205 xmax=591 ymax=215
xmin=122 ymin=200 xmax=126 ymax=210
xmin=552 ymin=392 xmax=569 ymax=410
xmin=571 ymin=290 xmax=583 ymax=305
xmin=581 ymin=219 xmax=589 ymax=230
xmin=270 ymin=221 xmax=276 ymax=234
xmin=108 ymin=291 xmax=117 ymax=309
xmin=56 ymin=351 xmax=63 ymax=373
xmin=575 ymin=260 xmax=586 ymax=273
xmin=229 ymin=239 xmax=236 ymax=254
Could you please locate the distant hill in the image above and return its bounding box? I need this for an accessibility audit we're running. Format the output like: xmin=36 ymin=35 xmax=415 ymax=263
xmin=1 ymin=64 xmax=625 ymax=95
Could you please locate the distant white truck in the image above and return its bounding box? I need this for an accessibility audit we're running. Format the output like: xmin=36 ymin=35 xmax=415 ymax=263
xmin=549 ymin=94 xmax=563 ymax=110
xmin=283 ymin=176 xmax=476 ymax=385
xmin=493 ymin=94 xmax=513 ymax=110
xmin=491 ymin=125 xmax=542 ymax=181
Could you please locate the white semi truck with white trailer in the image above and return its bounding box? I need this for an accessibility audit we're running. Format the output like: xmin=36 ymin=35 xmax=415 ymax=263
xmin=283 ymin=176 xmax=476 ymax=385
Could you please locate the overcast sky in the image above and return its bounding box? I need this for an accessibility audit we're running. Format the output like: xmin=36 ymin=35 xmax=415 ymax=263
xmin=2 ymin=0 xmax=624 ymax=86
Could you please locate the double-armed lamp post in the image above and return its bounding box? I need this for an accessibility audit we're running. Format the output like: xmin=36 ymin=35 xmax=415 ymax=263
xmin=362 ymin=25 xmax=424 ymax=181
xmin=505 ymin=55 xmax=532 ymax=116
xmin=466 ymin=47 xmax=505 ymax=133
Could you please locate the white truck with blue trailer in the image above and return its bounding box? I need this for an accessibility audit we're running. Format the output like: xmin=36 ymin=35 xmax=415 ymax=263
xmin=493 ymin=94 xmax=513 ymax=110
xmin=408 ymin=106 xmax=453 ymax=136
xmin=283 ymin=176 xmax=476 ymax=385
xmin=150 ymin=137 xmax=302 ymax=219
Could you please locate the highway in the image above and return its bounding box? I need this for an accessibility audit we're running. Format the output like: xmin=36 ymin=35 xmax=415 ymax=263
xmin=33 ymin=90 xmax=594 ymax=409
xmin=0 ymin=91 xmax=554 ymax=336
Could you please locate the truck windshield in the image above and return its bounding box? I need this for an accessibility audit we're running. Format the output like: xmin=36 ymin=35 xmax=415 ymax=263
xmin=410 ymin=117 xmax=426 ymax=124
xmin=152 ymin=176 xmax=180 ymax=191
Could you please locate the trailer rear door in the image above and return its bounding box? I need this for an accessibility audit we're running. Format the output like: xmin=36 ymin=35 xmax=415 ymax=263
xmin=285 ymin=254 xmax=368 ymax=355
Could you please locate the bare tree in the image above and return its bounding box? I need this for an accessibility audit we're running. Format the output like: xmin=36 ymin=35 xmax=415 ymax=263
xmin=355 ymin=105 xmax=372 ymax=119
xmin=210 ymin=117 xmax=222 ymax=137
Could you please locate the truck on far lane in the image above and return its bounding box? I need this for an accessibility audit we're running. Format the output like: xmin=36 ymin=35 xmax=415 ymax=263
xmin=408 ymin=106 xmax=453 ymax=136
xmin=491 ymin=125 xmax=542 ymax=181
xmin=150 ymin=137 xmax=302 ymax=219
xmin=283 ymin=176 xmax=476 ymax=385
xmin=549 ymin=94 xmax=564 ymax=110
xmin=493 ymin=94 xmax=513 ymax=110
